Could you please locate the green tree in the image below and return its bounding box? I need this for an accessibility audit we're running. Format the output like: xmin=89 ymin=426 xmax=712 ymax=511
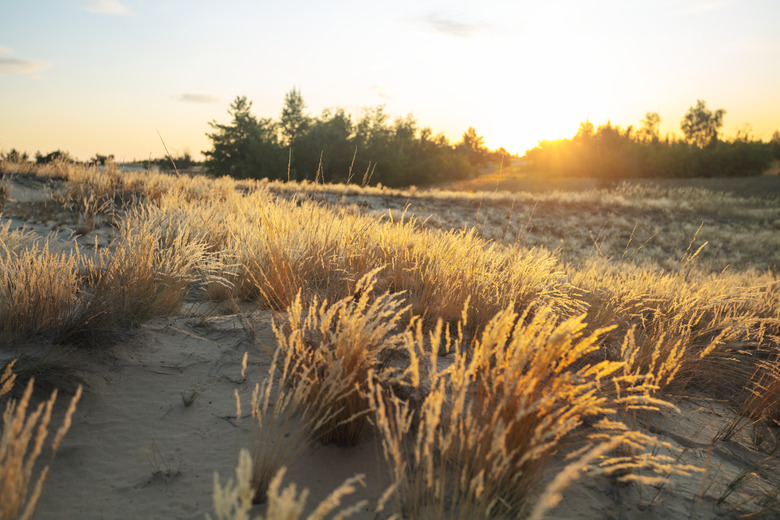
xmin=1 ymin=148 xmax=30 ymax=163
xmin=204 ymin=96 xmax=282 ymax=178
xmin=681 ymin=100 xmax=725 ymax=148
xmin=280 ymin=87 xmax=310 ymax=147
xmin=458 ymin=127 xmax=489 ymax=167
xmin=355 ymin=105 xmax=391 ymax=147
xmin=575 ymin=120 xmax=595 ymax=141
xmin=35 ymin=150 xmax=73 ymax=164
xmin=771 ymin=131 xmax=780 ymax=161
xmin=89 ymin=153 xmax=115 ymax=166
xmin=492 ymin=147 xmax=514 ymax=168
xmin=638 ymin=112 xmax=661 ymax=143
xmin=292 ymin=108 xmax=354 ymax=182
xmin=353 ymin=106 xmax=392 ymax=184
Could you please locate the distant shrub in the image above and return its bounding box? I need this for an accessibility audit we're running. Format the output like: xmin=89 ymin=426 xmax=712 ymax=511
xmin=35 ymin=150 xmax=74 ymax=165
xmin=88 ymin=153 xmax=115 ymax=166
xmin=0 ymin=149 xmax=30 ymax=164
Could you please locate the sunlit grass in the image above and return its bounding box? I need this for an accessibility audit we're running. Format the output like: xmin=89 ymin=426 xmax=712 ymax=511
xmin=209 ymin=450 xmax=367 ymax=520
xmin=0 ymin=362 xmax=81 ymax=520
xmin=1 ymin=160 xmax=778 ymax=517
xmin=272 ymin=270 xmax=408 ymax=446
xmin=369 ymin=306 xmax=700 ymax=519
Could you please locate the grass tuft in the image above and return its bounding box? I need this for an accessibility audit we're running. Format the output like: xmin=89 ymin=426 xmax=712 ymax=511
xmin=0 ymin=361 xmax=81 ymax=520
xmin=209 ymin=449 xmax=367 ymax=520
xmin=273 ymin=269 xmax=408 ymax=446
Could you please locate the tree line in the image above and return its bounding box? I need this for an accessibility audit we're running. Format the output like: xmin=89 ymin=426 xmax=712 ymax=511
xmin=203 ymin=88 xmax=512 ymax=187
xmin=525 ymin=100 xmax=780 ymax=179
xmin=0 ymin=149 xmax=116 ymax=167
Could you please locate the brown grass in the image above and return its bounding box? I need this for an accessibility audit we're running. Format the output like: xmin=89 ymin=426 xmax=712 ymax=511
xmin=369 ymin=306 xmax=695 ymax=519
xmin=1 ymin=161 xmax=778 ymax=517
xmin=0 ymin=242 xmax=79 ymax=346
xmin=0 ymin=362 xmax=81 ymax=520
xmin=209 ymin=450 xmax=367 ymax=520
xmin=238 ymin=353 xmax=315 ymax=504
xmin=272 ymin=269 xmax=408 ymax=446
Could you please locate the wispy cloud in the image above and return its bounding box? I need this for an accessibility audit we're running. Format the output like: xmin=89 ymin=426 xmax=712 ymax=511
xmin=79 ymin=0 xmax=132 ymax=15
xmin=368 ymin=84 xmax=392 ymax=100
xmin=0 ymin=46 xmax=50 ymax=77
xmin=417 ymin=13 xmax=489 ymax=38
xmin=0 ymin=58 xmax=50 ymax=76
xmin=176 ymin=93 xmax=220 ymax=104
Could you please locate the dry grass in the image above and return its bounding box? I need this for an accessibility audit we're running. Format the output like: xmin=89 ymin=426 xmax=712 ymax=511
xmin=276 ymin=175 xmax=780 ymax=273
xmin=272 ymin=270 xmax=408 ymax=446
xmin=237 ymin=353 xmax=314 ymax=504
xmin=573 ymin=258 xmax=777 ymax=394
xmin=209 ymin=449 xmax=367 ymax=520
xmin=369 ymin=307 xmax=695 ymax=519
xmin=75 ymin=214 xmax=214 ymax=325
xmin=0 ymin=241 xmax=79 ymax=346
xmin=0 ymin=362 xmax=81 ymax=520
xmin=0 ymin=194 xmax=219 ymax=346
xmin=1 ymin=161 xmax=778 ymax=517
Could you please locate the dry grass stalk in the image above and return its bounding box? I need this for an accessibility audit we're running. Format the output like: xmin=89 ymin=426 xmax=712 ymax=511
xmin=0 ymin=362 xmax=81 ymax=520
xmin=273 ymin=269 xmax=408 ymax=446
xmin=528 ymin=417 xmax=704 ymax=520
xmin=0 ymin=241 xmax=79 ymax=345
xmin=209 ymin=449 xmax=367 ymax=520
xmin=3 ymin=160 xmax=779 ymax=515
xmin=0 ymin=222 xmax=37 ymax=255
xmin=238 ymin=351 xmax=318 ymax=504
xmin=370 ymin=307 xmax=698 ymax=519
xmin=574 ymin=258 xmax=775 ymax=395
xmin=64 ymin=214 xmax=217 ymax=344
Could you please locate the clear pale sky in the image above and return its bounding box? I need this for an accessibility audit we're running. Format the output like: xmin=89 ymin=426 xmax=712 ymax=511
xmin=1 ymin=0 xmax=779 ymax=161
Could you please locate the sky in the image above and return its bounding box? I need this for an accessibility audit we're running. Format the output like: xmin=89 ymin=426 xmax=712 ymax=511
xmin=1 ymin=0 xmax=779 ymax=161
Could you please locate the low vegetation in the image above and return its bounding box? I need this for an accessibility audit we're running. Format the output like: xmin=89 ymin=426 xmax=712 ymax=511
xmin=0 ymin=158 xmax=778 ymax=517
xmin=0 ymin=362 xmax=81 ymax=520
xmin=209 ymin=450 xmax=367 ymax=520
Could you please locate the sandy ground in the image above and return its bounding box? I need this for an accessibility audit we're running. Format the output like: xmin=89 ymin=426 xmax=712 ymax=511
xmin=33 ymin=310 xmax=386 ymax=520
xmin=1 ymin=173 xmax=778 ymax=519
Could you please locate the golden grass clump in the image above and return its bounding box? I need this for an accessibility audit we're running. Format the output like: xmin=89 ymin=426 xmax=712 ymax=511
xmin=0 ymin=222 xmax=37 ymax=255
xmin=370 ymin=307 xmax=688 ymax=519
xmin=273 ymin=269 xmax=408 ymax=446
xmin=0 ymin=241 xmax=79 ymax=345
xmin=0 ymin=362 xmax=82 ymax=520
xmin=572 ymin=258 xmax=776 ymax=393
xmin=209 ymin=449 xmax=367 ymax=520
xmin=230 ymin=198 xmax=378 ymax=308
xmin=140 ymin=185 xmax=576 ymax=333
xmin=63 ymin=214 xmax=217 ymax=344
